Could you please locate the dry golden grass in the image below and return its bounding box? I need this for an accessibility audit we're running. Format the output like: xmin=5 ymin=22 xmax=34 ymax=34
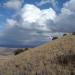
xmin=0 ymin=35 xmax=75 ymax=75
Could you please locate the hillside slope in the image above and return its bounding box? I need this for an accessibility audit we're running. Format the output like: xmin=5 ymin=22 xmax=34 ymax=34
xmin=0 ymin=35 xmax=75 ymax=75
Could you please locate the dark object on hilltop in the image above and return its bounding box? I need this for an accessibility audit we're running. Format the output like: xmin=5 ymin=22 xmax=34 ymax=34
xmin=63 ymin=34 xmax=67 ymax=36
xmin=14 ymin=49 xmax=24 ymax=55
xmin=52 ymin=37 xmax=58 ymax=40
xmin=14 ymin=48 xmax=29 ymax=55
xmin=72 ymin=32 xmax=75 ymax=35
xmin=24 ymin=48 xmax=28 ymax=50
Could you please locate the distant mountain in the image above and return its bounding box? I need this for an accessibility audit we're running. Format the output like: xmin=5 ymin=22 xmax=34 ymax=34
xmin=0 ymin=48 xmax=16 ymax=55
xmin=0 ymin=43 xmax=45 ymax=48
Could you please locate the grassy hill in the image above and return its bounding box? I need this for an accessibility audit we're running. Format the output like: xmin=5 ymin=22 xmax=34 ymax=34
xmin=0 ymin=35 xmax=75 ymax=75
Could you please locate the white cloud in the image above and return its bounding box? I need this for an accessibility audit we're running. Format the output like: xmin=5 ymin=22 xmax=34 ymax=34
xmin=53 ymin=0 xmax=75 ymax=32
xmin=6 ymin=19 xmax=18 ymax=28
xmin=21 ymin=4 xmax=41 ymax=23
xmin=4 ymin=0 xmax=23 ymax=10
xmin=21 ymin=4 xmax=56 ymax=31
xmin=64 ymin=0 xmax=75 ymax=12
xmin=36 ymin=0 xmax=50 ymax=6
xmin=36 ymin=0 xmax=57 ymax=8
xmin=21 ymin=4 xmax=56 ymax=23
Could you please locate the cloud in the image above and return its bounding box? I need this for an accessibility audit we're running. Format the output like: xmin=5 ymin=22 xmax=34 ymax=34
xmin=44 ymin=0 xmax=75 ymax=32
xmin=64 ymin=0 xmax=75 ymax=12
xmin=6 ymin=19 xmax=17 ymax=27
xmin=1 ymin=0 xmax=75 ymax=47
xmin=36 ymin=0 xmax=57 ymax=8
xmin=21 ymin=4 xmax=56 ymax=22
xmin=0 ymin=4 xmax=56 ymax=47
xmin=21 ymin=4 xmax=56 ymax=31
xmin=52 ymin=0 xmax=75 ymax=32
xmin=3 ymin=0 xmax=23 ymax=10
xmin=21 ymin=4 xmax=42 ymax=23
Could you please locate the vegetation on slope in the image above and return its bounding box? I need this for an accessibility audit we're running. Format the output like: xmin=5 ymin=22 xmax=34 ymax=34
xmin=14 ymin=48 xmax=29 ymax=55
xmin=0 ymin=35 xmax=75 ymax=75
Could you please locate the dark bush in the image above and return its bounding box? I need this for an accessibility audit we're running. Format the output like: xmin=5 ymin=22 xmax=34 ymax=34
xmin=72 ymin=32 xmax=75 ymax=35
xmin=14 ymin=49 xmax=24 ymax=55
xmin=63 ymin=34 xmax=67 ymax=36
xmin=24 ymin=48 xmax=28 ymax=51
xmin=14 ymin=48 xmax=29 ymax=55
xmin=52 ymin=37 xmax=58 ymax=40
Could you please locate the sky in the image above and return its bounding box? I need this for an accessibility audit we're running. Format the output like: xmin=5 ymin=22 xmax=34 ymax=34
xmin=0 ymin=0 xmax=75 ymax=48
